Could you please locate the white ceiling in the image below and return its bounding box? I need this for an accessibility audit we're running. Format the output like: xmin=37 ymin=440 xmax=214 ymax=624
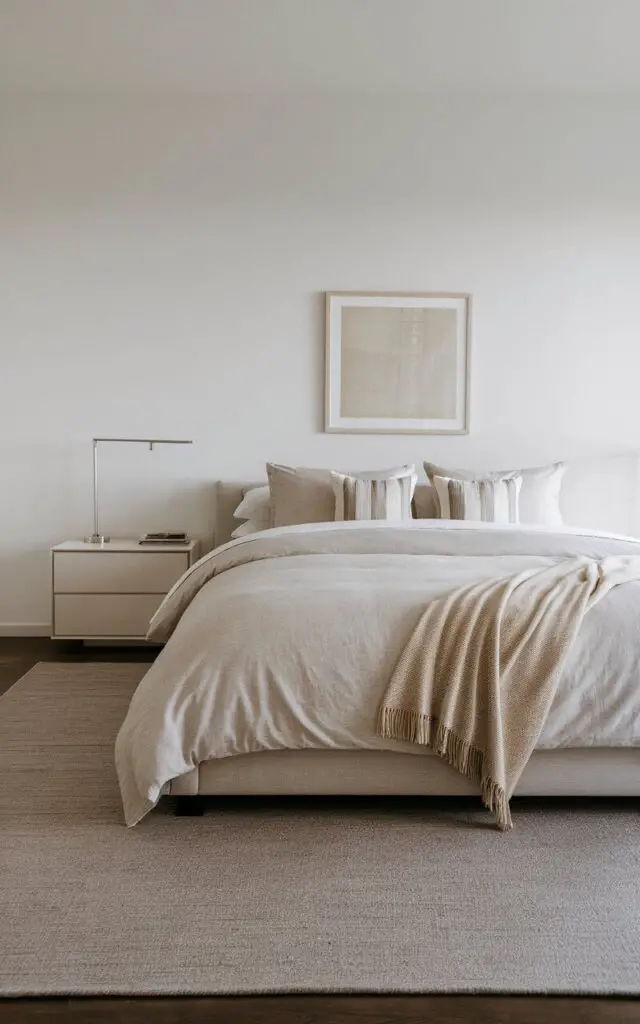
xmin=2 ymin=0 xmax=640 ymax=96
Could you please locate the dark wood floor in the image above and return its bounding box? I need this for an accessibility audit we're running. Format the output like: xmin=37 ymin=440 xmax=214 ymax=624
xmin=0 ymin=636 xmax=157 ymax=699
xmin=0 ymin=996 xmax=639 ymax=1024
xmin=1 ymin=638 xmax=638 ymax=1024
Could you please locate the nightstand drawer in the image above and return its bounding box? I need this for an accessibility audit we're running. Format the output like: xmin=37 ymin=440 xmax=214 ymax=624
xmin=53 ymin=551 xmax=189 ymax=594
xmin=54 ymin=594 xmax=163 ymax=637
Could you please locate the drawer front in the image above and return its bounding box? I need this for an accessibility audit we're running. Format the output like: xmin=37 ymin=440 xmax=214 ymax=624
xmin=54 ymin=551 xmax=188 ymax=594
xmin=54 ymin=593 xmax=163 ymax=638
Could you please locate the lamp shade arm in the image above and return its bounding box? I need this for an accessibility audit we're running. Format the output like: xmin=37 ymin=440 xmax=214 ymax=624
xmin=92 ymin=438 xmax=193 ymax=444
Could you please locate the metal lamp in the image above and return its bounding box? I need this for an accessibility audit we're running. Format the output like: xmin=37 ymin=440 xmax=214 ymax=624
xmin=88 ymin=437 xmax=194 ymax=544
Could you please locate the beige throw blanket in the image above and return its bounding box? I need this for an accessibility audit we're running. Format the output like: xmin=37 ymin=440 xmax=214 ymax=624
xmin=377 ymin=556 xmax=640 ymax=830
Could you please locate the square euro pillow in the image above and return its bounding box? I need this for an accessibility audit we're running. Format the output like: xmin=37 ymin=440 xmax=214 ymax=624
xmin=424 ymin=461 xmax=565 ymax=527
xmin=266 ymin=463 xmax=416 ymax=527
xmin=332 ymin=466 xmax=417 ymax=521
xmin=433 ymin=473 xmax=522 ymax=524
xmin=267 ymin=465 xmax=335 ymax=527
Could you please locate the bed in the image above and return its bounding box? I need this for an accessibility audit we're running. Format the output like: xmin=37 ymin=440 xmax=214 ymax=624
xmin=115 ymin=481 xmax=640 ymax=826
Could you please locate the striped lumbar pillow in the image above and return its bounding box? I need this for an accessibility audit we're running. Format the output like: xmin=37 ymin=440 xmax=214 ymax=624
xmin=331 ymin=467 xmax=417 ymax=521
xmin=432 ymin=473 xmax=522 ymax=524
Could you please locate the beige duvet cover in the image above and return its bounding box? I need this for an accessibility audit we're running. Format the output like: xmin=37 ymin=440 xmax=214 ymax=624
xmin=115 ymin=521 xmax=640 ymax=825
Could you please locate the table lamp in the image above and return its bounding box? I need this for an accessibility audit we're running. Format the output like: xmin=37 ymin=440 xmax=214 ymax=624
xmin=88 ymin=437 xmax=193 ymax=545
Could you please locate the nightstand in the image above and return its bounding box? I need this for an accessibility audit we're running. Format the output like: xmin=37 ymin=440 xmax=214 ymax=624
xmin=51 ymin=539 xmax=200 ymax=642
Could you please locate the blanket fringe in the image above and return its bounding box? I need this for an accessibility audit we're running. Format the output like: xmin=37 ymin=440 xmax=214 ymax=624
xmin=377 ymin=706 xmax=513 ymax=831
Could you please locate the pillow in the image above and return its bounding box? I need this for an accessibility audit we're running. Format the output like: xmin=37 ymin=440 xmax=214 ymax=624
xmin=424 ymin=461 xmax=565 ymax=527
xmin=230 ymin=485 xmax=272 ymax=539
xmin=267 ymin=463 xmax=415 ymax=528
xmin=267 ymin=465 xmax=335 ymax=527
xmin=232 ymin=485 xmax=272 ymax=525
xmin=433 ymin=473 xmax=522 ymax=524
xmin=331 ymin=466 xmax=417 ymax=521
xmin=412 ymin=482 xmax=439 ymax=520
xmin=230 ymin=520 xmax=259 ymax=540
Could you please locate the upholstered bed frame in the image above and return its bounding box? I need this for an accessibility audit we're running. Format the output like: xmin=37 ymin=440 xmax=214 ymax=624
xmin=169 ymin=481 xmax=640 ymax=803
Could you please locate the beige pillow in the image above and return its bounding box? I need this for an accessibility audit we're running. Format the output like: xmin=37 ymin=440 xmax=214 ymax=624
xmin=433 ymin=473 xmax=522 ymax=524
xmin=412 ymin=483 xmax=439 ymax=520
xmin=267 ymin=463 xmax=416 ymax=527
xmin=266 ymin=465 xmax=336 ymax=527
xmin=331 ymin=467 xmax=417 ymax=521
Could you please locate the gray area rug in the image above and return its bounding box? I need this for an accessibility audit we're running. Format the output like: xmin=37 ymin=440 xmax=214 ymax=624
xmin=1 ymin=662 xmax=639 ymax=996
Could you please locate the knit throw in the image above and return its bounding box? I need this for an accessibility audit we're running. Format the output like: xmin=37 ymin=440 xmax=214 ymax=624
xmin=377 ymin=556 xmax=640 ymax=830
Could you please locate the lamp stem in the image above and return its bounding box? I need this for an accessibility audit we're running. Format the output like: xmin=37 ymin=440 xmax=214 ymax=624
xmin=93 ymin=438 xmax=99 ymax=539
xmin=90 ymin=438 xmax=109 ymax=543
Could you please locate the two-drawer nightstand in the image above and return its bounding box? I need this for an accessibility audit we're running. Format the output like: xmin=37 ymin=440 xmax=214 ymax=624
xmin=51 ymin=539 xmax=200 ymax=642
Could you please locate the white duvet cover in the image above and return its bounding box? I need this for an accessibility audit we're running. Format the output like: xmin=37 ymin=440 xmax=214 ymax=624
xmin=115 ymin=521 xmax=640 ymax=825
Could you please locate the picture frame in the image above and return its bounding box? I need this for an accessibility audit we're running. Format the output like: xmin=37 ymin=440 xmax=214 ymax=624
xmin=325 ymin=292 xmax=471 ymax=434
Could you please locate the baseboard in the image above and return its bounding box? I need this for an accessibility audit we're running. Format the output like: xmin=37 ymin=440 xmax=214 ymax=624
xmin=0 ymin=623 xmax=50 ymax=637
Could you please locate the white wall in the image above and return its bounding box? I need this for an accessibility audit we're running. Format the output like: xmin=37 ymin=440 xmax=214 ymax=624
xmin=2 ymin=95 xmax=640 ymax=632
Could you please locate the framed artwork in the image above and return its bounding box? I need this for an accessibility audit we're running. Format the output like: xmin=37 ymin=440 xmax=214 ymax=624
xmin=325 ymin=292 xmax=471 ymax=434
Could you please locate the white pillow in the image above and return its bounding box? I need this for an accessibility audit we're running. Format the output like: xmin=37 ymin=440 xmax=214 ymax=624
xmin=433 ymin=473 xmax=522 ymax=524
xmin=267 ymin=463 xmax=416 ymax=528
xmin=231 ymin=485 xmax=272 ymax=539
xmin=424 ymin=461 xmax=565 ymax=527
xmin=230 ymin=520 xmax=259 ymax=539
xmin=233 ymin=485 xmax=271 ymax=522
xmin=332 ymin=466 xmax=417 ymax=521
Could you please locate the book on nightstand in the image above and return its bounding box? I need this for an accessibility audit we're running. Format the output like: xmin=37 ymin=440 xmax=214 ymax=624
xmin=138 ymin=532 xmax=190 ymax=545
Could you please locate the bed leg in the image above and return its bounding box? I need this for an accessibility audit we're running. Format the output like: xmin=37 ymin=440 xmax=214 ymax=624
xmin=175 ymin=795 xmax=206 ymax=817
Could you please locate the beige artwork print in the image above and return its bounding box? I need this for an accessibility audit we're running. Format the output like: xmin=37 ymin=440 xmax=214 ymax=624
xmin=340 ymin=305 xmax=458 ymax=419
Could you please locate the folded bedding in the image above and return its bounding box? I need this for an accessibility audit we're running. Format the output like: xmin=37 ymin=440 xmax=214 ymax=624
xmin=115 ymin=521 xmax=640 ymax=826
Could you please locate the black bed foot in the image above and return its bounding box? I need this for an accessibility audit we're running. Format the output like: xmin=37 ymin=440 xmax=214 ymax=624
xmin=175 ymin=795 xmax=206 ymax=817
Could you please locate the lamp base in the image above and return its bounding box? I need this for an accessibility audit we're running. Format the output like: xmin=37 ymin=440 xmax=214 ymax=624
xmin=87 ymin=534 xmax=111 ymax=545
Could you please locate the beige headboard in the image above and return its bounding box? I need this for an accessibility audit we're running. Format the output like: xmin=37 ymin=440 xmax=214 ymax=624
xmin=214 ymin=480 xmax=264 ymax=548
